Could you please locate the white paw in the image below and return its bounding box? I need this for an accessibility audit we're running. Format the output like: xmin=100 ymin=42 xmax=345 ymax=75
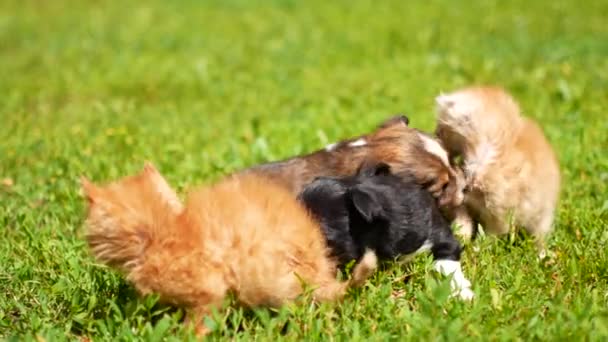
xmin=455 ymin=287 xmax=475 ymax=301
xmin=433 ymin=260 xmax=475 ymax=301
xmin=456 ymin=277 xmax=472 ymax=289
xmin=538 ymin=249 xmax=556 ymax=260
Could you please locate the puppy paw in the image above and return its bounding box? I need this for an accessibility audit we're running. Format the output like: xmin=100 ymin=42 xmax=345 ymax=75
xmin=433 ymin=260 xmax=474 ymax=301
xmin=538 ymin=249 xmax=556 ymax=261
xmin=455 ymin=287 xmax=475 ymax=301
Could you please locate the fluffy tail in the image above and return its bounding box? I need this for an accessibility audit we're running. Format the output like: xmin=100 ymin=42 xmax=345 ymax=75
xmin=82 ymin=164 xmax=184 ymax=273
xmin=436 ymin=87 xmax=524 ymax=146
xmin=86 ymin=221 xmax=147 ymax=272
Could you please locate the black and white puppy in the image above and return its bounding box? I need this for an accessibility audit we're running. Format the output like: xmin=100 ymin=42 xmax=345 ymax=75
xmin=298 ymin=162 xmax=474 ymax=300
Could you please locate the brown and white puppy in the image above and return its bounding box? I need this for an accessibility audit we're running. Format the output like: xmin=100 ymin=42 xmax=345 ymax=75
xmin=244 ymin=115 xmax=464 ymax=209
xmin=435 ymin=86 xmax=560 ymax=257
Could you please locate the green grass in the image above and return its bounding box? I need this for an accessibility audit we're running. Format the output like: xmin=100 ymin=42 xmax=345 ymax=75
xmin=1 ymin=0 xmax=608 ymax=340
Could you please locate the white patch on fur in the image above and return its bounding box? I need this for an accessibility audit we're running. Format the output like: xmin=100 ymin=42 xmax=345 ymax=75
xmin=360 ymin=249 xmax=378 ymax=269
xmin=348 ymin=138 xmax=367 ymax=147
xmin=418 ymin=133 xmax=450 ymax=167
xmin=350 ymin=248 xmax=378 ymax=287
xmin=396 ymin=240 xmax=433 ymax=264
xmin=325 ymin=142 xmax=337 ymax=151
xmin=435 ymin=94 xmax=453 ymax=109
xmin=436 ymin=92 xmax=478 ymax=124
xmin=465 ymin=141 xmax=497 ymax=180
xmin=433 ymin=260 xmax=474 ymax=300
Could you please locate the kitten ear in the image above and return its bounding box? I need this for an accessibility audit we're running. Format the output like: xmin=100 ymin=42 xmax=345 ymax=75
xmin=141 ymin=162 xmax=184 ymax=213
xmin=350 ymin=187 xmax=384 ymax=223
xmin=80 ymin=176 xmax=99 ymax=204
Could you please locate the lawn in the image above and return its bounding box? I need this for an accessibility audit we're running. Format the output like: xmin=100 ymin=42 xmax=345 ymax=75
xmin=1 ymin=0 xmax=607 ymax=340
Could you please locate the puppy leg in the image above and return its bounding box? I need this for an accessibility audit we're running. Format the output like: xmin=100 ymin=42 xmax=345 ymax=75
xmin=349 ymin=249 xmax=378 ymax=288
xmin=433 ymin=259 xmax=474 ymax=300
xmin=430 ymin=231 xmax=474 ymax=300
xmin=451 ymin=206 xmax=475 ymax=241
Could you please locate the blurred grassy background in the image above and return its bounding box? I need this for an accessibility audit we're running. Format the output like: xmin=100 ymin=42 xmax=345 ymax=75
xmin=1 ymin=0 xmax=607 ymax=340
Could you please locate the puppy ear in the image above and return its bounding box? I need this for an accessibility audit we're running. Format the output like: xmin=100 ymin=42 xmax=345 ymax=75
xmin=357 ymin=162 xmax=392 ymax=177
xmin=350 ymin=187 xmax=384 ymax=223
xmin=311 ymin=176 xmax=335 ymax=183
xmin=378 ymin=115 xmax=409 ymax=129
xmin=372 ymin=162 xmax=391 ymax=176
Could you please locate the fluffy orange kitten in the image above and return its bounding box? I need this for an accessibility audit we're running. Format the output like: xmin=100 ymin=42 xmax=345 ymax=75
xmin=82 ymin=163 xmax=377 ymax=335
xmin=435 ymin=86 xmax=560 ymax=257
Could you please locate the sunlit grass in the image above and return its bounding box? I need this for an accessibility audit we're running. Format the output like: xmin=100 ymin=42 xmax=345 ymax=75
xmin=1 ymin=0 xmax=607 ymax=340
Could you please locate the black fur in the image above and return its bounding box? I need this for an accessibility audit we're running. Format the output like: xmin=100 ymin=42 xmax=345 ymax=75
xmin=298 ymin=162 xmax=462 ymax=266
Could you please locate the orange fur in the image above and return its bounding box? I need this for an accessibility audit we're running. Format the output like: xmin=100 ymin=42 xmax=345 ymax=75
xmin=82 ymin=164 xmax=377 ymax=335
xmin=435 ymin=86 xmax=560 ymax=256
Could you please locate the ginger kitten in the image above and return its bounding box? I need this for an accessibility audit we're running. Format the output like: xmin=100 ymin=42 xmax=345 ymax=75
xmin=82 ymin=163 xmax=377 ymax=335
xmin=435 ymin=86 xmax=560 ymax=257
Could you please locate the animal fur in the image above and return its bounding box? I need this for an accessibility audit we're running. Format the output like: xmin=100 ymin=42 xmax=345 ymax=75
xmin=435 ymin=86 xmax=561 ymax=256
xmin=299 ymin=162 xmax=473 ymax=300
xmin=243 ymin=115 xmax=464 ymax=208
xmin=82 ymin=163 xmax=377 ymax=335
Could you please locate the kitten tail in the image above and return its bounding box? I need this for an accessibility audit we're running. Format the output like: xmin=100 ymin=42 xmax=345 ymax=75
xmin=81 ymin=168 xmax=179 ymax=274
